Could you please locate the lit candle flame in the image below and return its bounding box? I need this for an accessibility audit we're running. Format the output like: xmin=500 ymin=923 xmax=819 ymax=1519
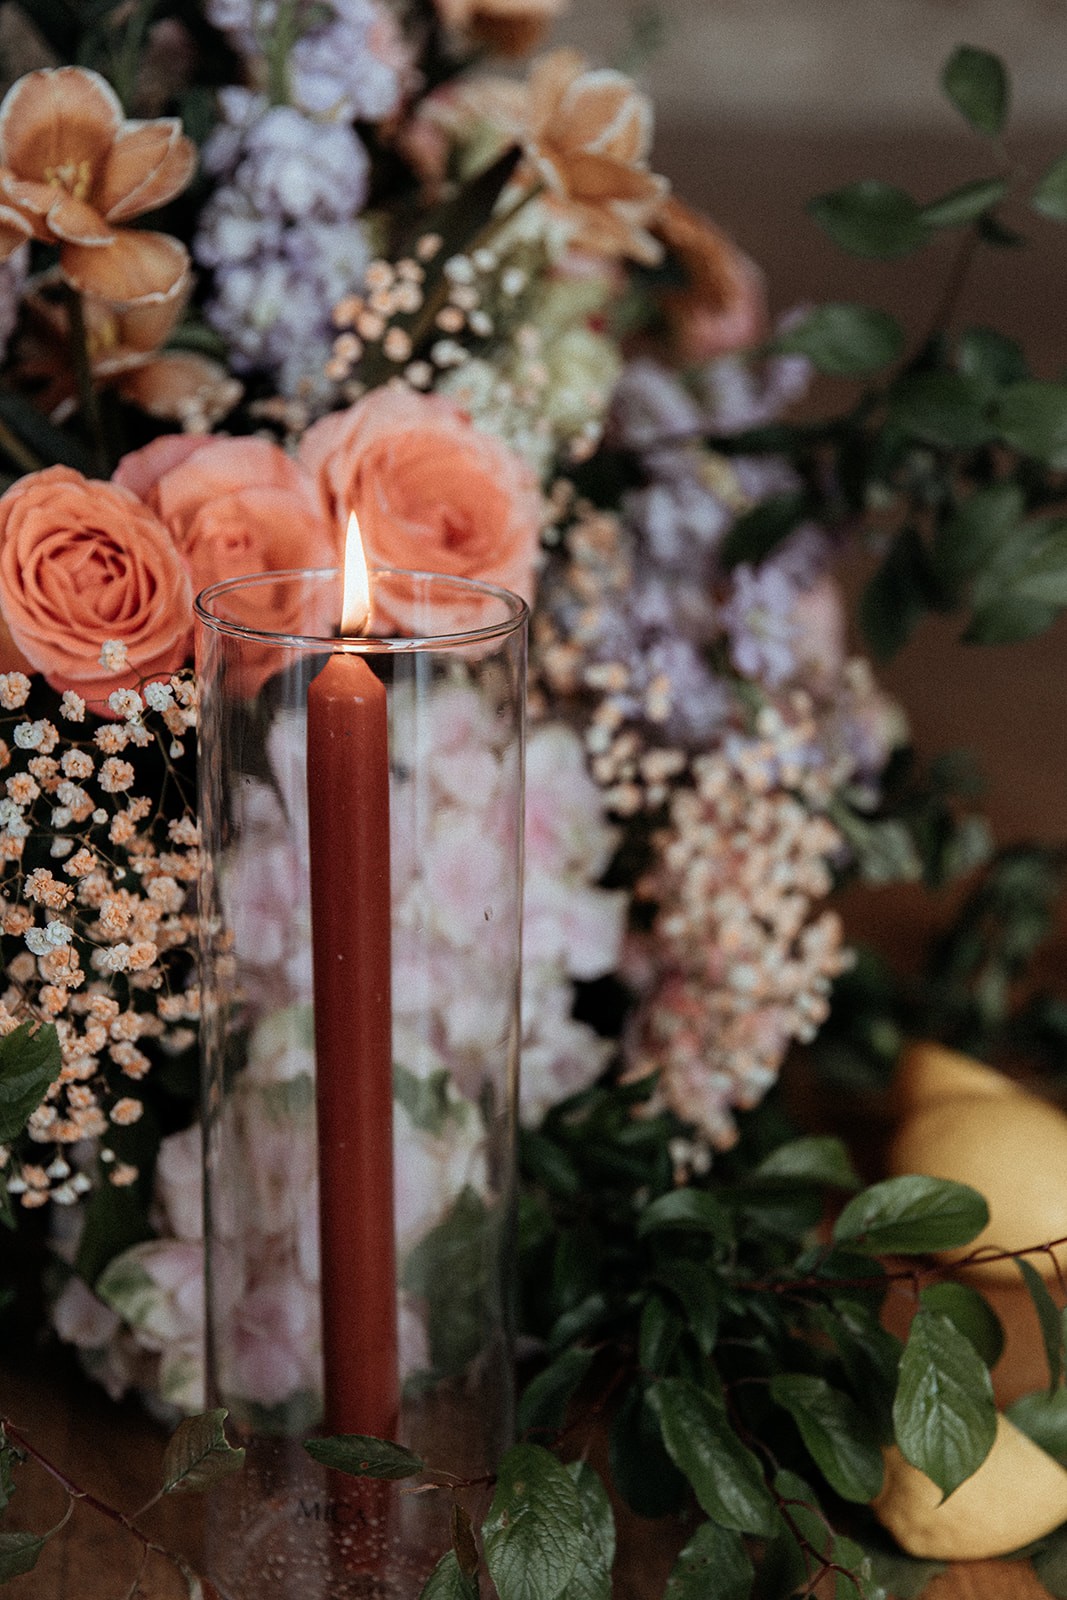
xmin=341 ymin=510 xmax=372 ymax=636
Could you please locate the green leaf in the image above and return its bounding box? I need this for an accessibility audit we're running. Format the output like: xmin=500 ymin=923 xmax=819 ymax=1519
xmin=1007 ymin=1388 xmax=1067 ymax=1463
xmin=665 ymin=1520 xmax=753 ymax=1600
xmin=957 ymin=326 xmax=1029 ymax=385
xmin=920 ymin=177 xmax=1009 ymax=229
xmin=888 ymin=372 xmax=992 ymax=450
xmin=719 ymin=490 xmax=808 ymax=570
xmin=995 ymin=381 xmax=1067 ymax=465
xmin=999 ymin=522 xmax=1067 ymax=606
xmin=942 ymin=46 xmax=1009 ymax=136
xmin=1032 ymin=152 xmax=1067 ymax=220
xmin=1016 ymin=1258 xmax=1064 ymax=1392
xmin=0 ymin=1022 xmax=61 ymax=1144
xmin=0 ymin=1529 xmax=48 ymax=1580
xmin=0 ymin=1427 xmax=20 ymax=1514
xmin=517 ymin=1346 xmax=596 ymax=1436
xmin=773 ymin=304 xmax=904 ymax=376
xmin=636 ymin=1188 xmax=731 ymax=1242
xmin=419 ymin=1551 xmax=480 ymax=1600
xmin=919 ymin=1282 xmax=1004 ymax=1370
xmin=808 ymin=181 xmax=929 ymax=259
xmin=1033 ymin=1522 xmax=1067 ymax=1600
xmin=648 ymin=1378 xmax=778 ymax=1536
xmin=648 ymin=1259 xmax=720 ymax=1357
xmin=931 ymin=484 xmax=1027 ymax=588
xmin=303 ymin=1435 xmax=424 ymax=1479
xmin=0 ymin=389 xmax=95 ymax=476
xmin=770 ymin=1373 xmax=884 ymax=1502
xmin=608 ymin=1381 xmax=687 ymax=1519
xmin=451 ymin=1502 xmax=480 ymax=1579
xmin=832 ymin=1175 xmax=989 ymax=1256
xmin=893 ymin=1310 xmax=997 ymax=1497
xmin=859 ymin=527 xmax=935 ymax=661
xmin=752 ymin=1134 xmax=860 ymax=1191
xmin=965 ymin=594 xmax=1059 ymax=645
xmin=394 ymin=1066 xmax=453 ymax=1135
xmin=639 ymin=1293 xmax=682 ymax=1374
xmin=864 ymin=1544 xmax=946 ymax=1599
xmin=402 ymin=1187 xmax=498 ymax=1375
xmin=564 ymin=1461 xmax=615 ymax=1600
xmin=482 ymin=1444 xmax=586 ymax=1600
xmin=161 ymin=1410 xmax=246 ymax=1494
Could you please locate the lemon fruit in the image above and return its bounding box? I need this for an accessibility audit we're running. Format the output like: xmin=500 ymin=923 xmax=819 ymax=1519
xmin=888 ymin=1049 xmax=1067 ymax=1282
xmin=872 ymin=1414 xmax=1067 ymax=1559
xmin=893 ymin=1041 xmax=1022 ymax=1114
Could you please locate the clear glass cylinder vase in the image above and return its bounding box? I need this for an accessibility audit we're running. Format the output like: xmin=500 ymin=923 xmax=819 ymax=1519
xmin=194 ymin=568 xmax=527 ymax=1599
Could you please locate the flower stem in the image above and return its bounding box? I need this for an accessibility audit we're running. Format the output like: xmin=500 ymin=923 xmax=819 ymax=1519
xmin=65 ymin=288 xmax=110 ymax=477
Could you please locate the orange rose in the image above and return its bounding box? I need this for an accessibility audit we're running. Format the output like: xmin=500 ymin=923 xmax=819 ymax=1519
xmin=0 ymin=465 xmax=192 ymax=707
xmin=115 ymin=435 xmax=341 ymax=694
xmin=299 ymin=387 xmax=543 ymax=607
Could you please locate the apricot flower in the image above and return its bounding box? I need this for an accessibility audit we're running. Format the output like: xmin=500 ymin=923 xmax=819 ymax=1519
xmin=299 ymin=385 xmax=544 ymax=605
xmin=522 ymin=49 xmax=669 ymax=264
xmin=653 ymin=196 xmax=768 ymax=363
xmin=0 ymin=66 xmax=194 ymax=306
xmin=0 ymin=465 xmax=193 ymax=706
xmin=435 ymin=0 xmax=568 ymax=57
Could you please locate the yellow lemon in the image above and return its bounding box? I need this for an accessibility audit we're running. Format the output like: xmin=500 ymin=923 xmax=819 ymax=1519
xmin=893 ymin=1041 xmax=1021 ymax=1114
xmin=872 ymin=1415 xmax=1067 ymax=1559
xmin=888 ymin=1090 xmax=1067 ymax=1280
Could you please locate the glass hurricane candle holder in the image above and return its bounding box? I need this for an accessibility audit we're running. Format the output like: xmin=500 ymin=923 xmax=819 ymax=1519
xmin=195 ymin=568 xmax=527 ymax=1600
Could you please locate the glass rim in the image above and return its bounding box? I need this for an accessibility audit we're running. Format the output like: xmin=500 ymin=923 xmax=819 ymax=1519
xmin=194 ymin=565 xmax=529 ymax=653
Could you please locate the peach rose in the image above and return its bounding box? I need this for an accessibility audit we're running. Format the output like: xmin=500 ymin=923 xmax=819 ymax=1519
xmin=299 ymin=387 xmax=543 ymax=607
xmin=0 ymin=464 xmax=192 ymax=706
xmin=116 ymin=434 xmax=341 ymax=695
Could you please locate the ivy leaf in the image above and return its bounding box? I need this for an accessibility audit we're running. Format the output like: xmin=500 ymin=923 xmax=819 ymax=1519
xmin=832 ymin=1175 xmax=989 ymax=1256
xmin=0 ymin=1529 xmax=48 ymax=1581
xmin=664 ymin=1520 xmax=753 ymax=1600
xmin=752 ymin=1134 xmax=860 ymax=1191
xmin=1032 ymin=152 xmax=1067 ymax=220
xmin=419 ymin=1551 xmax=479 ymax=1600
xmin=161 ymin=1411 xmax=246 ymax=1494
xmin=770 ymin=1373 xmax=885 ymax=1502
xmin=1006 ymin=1388 xmax=1067 ymax=1464
xmin=648 ymin=1379 xmax=778 ymax=1536
xmin=808 ymin=181 xmax=929 ymax=258
xmin=773 ymin=304 xmax=904 ymax=376
xmin=482 ymin=1444 xmax=586 ymax=1600
xmin=919 ymin=1282 xmax=1004 ymax=1370
xmin=1016 ymin=1258 xmax=1064 ymax=1393
xmin=636 ymin=1189 xmax=731 ymax=1242
xmin=719 ymin=490 xmax=808 ymax=570
xmin=517 ymin=1346 xmax=596 ymax=1435
xmin=893 ymin=1310 xmax=997 ymax=1497
xmin=942 ymin=46 xmax=1009 ymax=136
xmin=920 ymin=177 xmax=1009 ymax=229
xmin=0 ymin=1022 xmax=61 ymax=1144
xmin=303 ymin=1435 xmax=424 ymax=1479
xmin=995 ymin=381 xmax=1067 ymax=465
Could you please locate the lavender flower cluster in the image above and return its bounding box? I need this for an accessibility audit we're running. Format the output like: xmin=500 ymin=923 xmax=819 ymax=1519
xmin=195 ymin=0 xmax=410 ymax=396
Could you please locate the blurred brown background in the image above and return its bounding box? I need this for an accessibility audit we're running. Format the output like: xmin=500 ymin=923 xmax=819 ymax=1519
xmin=555 ymin=0 xmax=1067 ymax=853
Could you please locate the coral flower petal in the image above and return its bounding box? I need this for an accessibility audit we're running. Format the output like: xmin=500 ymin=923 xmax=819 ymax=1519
xmin=61 ymin=229 xmax=190 ymax=307
xmin=561 ymin=151 xmax=666 ymax=205
xmin=0 ymin=204 xmax=32 ymax=257
xmin=117 ymin=352 xmax=237 ymax=425
xmin=0 ymin=66 xmax=122 ymax=186
xmin=527 ymin=48 xmax=583 ymax=126
xmin=44 ymin=189 xmax=112 ymax=246
xmin=97 ymin=121 xmax=197 ymax=223
xmin=555 ymin=71 xmax=648 ymax=161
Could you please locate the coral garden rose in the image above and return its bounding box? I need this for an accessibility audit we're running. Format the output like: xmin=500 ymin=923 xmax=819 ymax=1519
xmin=116 ymin=434 xmax=341 ymax=693
xmin=0 ymin=464 xmax=192 ymax=706
xmin=299 ymin=385 xmax=543 ymax=606
xmin=0 ymin=66 xmax=194 ymax=306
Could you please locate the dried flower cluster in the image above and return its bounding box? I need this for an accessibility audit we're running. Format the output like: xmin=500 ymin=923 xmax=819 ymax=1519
xmin=0 ymin=663 xmax=198 ymax=1209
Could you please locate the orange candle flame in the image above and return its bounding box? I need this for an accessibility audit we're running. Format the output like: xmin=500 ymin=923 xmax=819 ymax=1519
xmin=341 ymin=510 xmax=372 ymax=636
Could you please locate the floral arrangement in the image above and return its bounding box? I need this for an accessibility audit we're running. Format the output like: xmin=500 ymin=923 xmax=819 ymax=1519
xmin=3 ymin=3 xmax=1067 ymax=1596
